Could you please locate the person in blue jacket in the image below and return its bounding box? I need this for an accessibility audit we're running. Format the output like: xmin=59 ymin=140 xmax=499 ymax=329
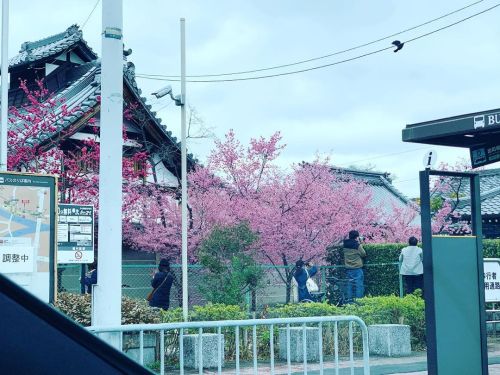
xmin=293 ymin=259 xmax=318 ymax=302
xmin=149 ymin=258 xmax=174 ymax=310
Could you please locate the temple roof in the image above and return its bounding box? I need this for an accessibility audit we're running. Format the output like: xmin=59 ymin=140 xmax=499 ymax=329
xmin=9 ymin=25 xmax=97 ymax=69
xmin=7 ymin=25 xmax=196 ymax=167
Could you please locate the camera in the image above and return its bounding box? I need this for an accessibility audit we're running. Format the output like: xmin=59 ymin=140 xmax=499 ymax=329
xmin=359 ymin=235 xmax=365 ymax=241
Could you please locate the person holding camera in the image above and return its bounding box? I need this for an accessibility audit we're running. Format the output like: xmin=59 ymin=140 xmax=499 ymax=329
xmin=343 ymin=230 xmax=367 ymax=302
xmin=293 ymin=259 xmax=318 ymax=302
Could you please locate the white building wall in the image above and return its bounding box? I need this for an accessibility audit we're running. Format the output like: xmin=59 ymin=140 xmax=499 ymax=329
xmin=148 ymin=153 xmax=179 ymax=187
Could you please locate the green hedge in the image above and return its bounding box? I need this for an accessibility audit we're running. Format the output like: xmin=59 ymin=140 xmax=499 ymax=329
xmin=55 ymin=294 xmax=425 ymax=364
xmin=327 ymin=240 xmax=500 ymax=300
xmin=267 ymin=293 xmax=425 ymax=351
xmin=326 ymin=244 xmax=403 ymax=299
xmin=483 ymin=239 xmax=500 ymax=258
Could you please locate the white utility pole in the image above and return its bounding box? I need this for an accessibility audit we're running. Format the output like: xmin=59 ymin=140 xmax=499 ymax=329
xmin=180 ymin=18 xmax=188 ymax=322
xmin=93 ymin=0 xmax=123 ymax=349
xmin=1 ymin=0 xmax=9 ymax=171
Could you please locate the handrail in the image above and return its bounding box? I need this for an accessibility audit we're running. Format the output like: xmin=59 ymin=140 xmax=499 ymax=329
xmin=88 ymin=314 xmax=367 ymax=332
xmin=87 ymin=315 xmax=370 ymax=375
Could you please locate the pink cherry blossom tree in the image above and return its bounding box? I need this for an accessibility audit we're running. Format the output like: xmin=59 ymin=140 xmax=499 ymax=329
xmin=8 ymin=79 xmax=150 ymax=224
xmin=429 ymin=160 xmax=476 ymax=235
xmin=125 ymin=130 xmax=412 ymax=301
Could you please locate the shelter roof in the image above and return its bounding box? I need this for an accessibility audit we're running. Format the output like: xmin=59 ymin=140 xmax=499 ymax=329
xmin=402 ymin=108 xmax=500 ymax=149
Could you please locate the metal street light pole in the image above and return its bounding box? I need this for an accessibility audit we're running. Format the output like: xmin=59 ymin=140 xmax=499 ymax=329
xmin=1 ymin=0 xmax=9 ymax=171
xmin=180 ymin=17 xmax=188 ymax=322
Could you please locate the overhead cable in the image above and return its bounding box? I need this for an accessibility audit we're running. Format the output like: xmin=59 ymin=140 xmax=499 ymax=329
xmin=135 ymin=2 xmax=500 ymax=83
xmin=136 ymin=0 xmax=487 ymax=79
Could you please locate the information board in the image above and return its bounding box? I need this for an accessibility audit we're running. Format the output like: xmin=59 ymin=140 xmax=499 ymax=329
xmin=57 ymin=204 xmax=94 ymax=264
xmin=470 ymin=143 xmax=500 ymax=168
xmin=0 ymin=172 xmax=56 ymax=303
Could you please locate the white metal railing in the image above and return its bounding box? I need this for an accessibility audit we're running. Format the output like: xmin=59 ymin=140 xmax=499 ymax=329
xmin=88 ymin=315 xmax=370 ymax=375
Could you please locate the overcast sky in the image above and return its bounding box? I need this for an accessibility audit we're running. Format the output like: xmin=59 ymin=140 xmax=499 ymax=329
xmin=8 ymin=0 xmax=500 ymax=198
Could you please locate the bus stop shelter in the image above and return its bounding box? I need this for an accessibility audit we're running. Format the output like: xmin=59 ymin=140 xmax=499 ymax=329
xmin=403 ymin=108 xmax=500 ymax=167
xmin=402 ymin=108 xmax=500 ymax=375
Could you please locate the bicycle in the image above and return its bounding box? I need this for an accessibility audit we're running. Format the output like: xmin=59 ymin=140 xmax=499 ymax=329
xmin=326 ymin=276 xmax=356 ymax=306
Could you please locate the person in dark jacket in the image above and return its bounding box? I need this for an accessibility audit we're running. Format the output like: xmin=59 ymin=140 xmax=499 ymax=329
xmin=343 ymin=230 xmax=367 ymax=302
xmin=149 ymin=258 xmax=174 ymax=310
xmin=293 ymin=259 xmax=318 ymax=302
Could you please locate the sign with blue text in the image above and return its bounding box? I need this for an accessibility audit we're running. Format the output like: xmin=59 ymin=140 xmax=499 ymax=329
xmin=57 ymin=204 xmax=94 ymax=264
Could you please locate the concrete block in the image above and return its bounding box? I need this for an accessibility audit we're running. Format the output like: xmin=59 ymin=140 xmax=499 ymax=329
xmin=123 ymin=332 xmax=157 ymax=365
xmin=368 ymin=324 xmax=411 ymax=357
xmin=183 ymin=333 xmax=224 ymax=369
xmin=278 ymin=327 xmax=320 ymax=362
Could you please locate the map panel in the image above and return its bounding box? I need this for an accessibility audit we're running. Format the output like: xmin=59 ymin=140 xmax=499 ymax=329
xmin=0 ymin=173 xmax=56 ymax=303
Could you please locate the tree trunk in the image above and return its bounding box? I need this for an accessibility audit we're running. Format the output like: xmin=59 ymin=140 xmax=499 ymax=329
xmin=285 ymin=270 xmax=294 ymax=304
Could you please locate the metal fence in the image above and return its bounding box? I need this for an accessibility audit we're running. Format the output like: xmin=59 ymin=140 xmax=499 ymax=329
xmin=87 ymin=315 xmax=370 ymax=375
xmin=58 ymin=263 xmax=403 ymax=309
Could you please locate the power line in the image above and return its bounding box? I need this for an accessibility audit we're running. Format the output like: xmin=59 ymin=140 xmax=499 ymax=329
xmin=135 ymin=2 xmax=500 ymax=83
xmin=136 ymin=0 xmax=486 ymax=79
xmin=339 ymin=146 xmax=430 ymax=167
xmin=137 ymin=45 xmax=393 ymax=83
xmin=81 ymin=0 xmax=101 ymax=29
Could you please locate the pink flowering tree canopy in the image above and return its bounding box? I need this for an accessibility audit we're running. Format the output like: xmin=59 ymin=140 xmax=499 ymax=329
xmin=7 ymin=79 xmax=150 ymax=221
xmin=124 ymin=129 xmax=422 ymax=301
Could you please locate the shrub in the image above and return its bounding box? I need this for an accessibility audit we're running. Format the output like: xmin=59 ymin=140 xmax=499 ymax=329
xmin=267 ymin=294 xmax=425 ymax=351
xmin=55 ymin=292 xmax=92 ymax=326
xmin=198 ymin=223 xmax=263 ymax=307
xmin=265 ymin=301 xmax=340 ymax=318
xmin=483 ymin=239 xmax=500 ymax=258
xmin=54 ymin=292 xmax=161 ymax=326
xmin=343 ymin=292 xmax=426 ymax=350
xmin=190 ymin=303 xmax=247 ymax=321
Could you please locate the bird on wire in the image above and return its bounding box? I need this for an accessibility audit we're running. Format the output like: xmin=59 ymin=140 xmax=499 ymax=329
xmin=392 ymin=40 xmax=405 ymax=52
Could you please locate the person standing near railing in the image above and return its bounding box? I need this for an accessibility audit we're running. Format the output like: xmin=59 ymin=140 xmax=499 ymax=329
xmin=343 ymin=230 xmax=366 ymax=302
xmin=293 ymin=259 xmax=318 ymax=302
xmin=148 ymin=258 xmax=174 ymax=310
xmin=399 ymin=236 xmax=423 ymax=295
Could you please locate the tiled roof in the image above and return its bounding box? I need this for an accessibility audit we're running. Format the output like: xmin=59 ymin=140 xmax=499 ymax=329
xmin=10 ymin=61 xmax=101 ymax=144
xmin=8 ymin=25 xmax=196 ymax=167
xmin=332 ymin=168 xmax=419 ymax=223
xmin=455 ymin=168 xmax=500 ymax=216
xmin=9 ymin=25 xmax=97 ymax=68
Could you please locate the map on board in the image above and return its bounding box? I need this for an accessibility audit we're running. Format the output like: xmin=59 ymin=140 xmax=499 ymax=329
xmin=0 ymin=173 xmax=56 ymax=303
